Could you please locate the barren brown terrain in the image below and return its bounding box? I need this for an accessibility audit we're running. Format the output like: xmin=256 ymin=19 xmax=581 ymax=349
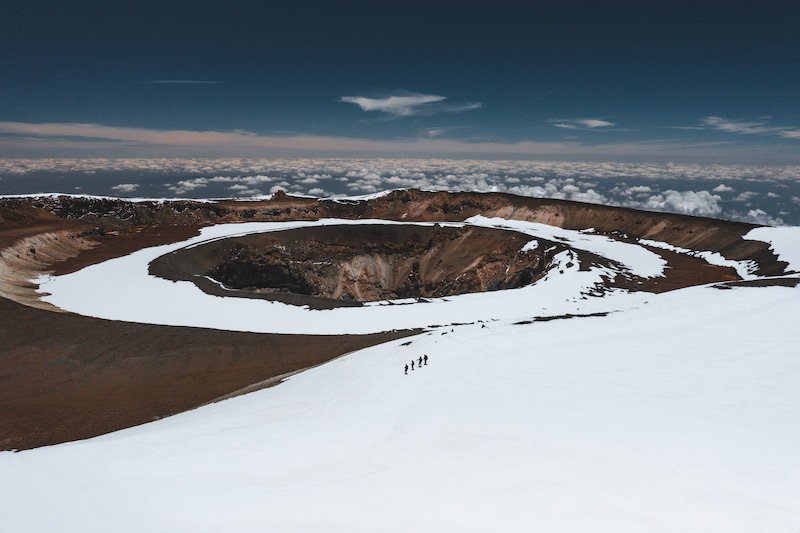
xmin=0 ymin=190 xmax=788 ymax=450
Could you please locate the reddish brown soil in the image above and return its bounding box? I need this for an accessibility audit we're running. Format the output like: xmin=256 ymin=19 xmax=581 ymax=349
xmin=0 ymin=295 xmax=414 ymax=451
xmin=631 ymin=245 xmax=741 ymax=293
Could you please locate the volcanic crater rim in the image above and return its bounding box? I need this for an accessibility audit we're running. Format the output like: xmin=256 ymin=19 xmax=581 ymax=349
xmin=148 ymin=223 xmax=573 ymax=308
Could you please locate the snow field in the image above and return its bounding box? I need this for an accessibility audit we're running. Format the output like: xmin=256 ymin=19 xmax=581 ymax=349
xmin=2 ymin=280 xmax=799 ymax=531
xmin=7 ymin=217 xmax=800 ymax=531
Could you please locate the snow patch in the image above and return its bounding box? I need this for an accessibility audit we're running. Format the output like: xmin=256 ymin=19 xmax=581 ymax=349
xmin=466 ymin=216 xmax=667 ymax=278
xmin=639 ymin=238 xmax=759 ymax=280
xmin=744 ymin=226 xmax=800 ymax=273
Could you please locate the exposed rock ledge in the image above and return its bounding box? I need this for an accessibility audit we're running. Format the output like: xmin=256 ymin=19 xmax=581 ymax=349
xmin=0 ymin=230 xmax=99 ymax=311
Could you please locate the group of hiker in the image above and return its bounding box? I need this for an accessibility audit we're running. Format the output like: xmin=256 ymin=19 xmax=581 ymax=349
xmin=405 ymin=354 xmax=428 ymax=374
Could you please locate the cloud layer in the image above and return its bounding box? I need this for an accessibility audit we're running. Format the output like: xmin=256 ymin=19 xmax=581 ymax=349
xmin=2 ymin=158 xmax=798 ymax=226
xmin=3 ymin=120 xmax=799 ymax=163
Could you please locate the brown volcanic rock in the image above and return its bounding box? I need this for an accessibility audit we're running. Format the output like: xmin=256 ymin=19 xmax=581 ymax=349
xmin=151 ymin=224 xmax=568 ymax=304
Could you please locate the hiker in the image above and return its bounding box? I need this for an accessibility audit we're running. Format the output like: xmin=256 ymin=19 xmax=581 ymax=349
xmin=423 ymin=354 xmax=428 ymax=365
xmin=405 ymin=364 xmax=408 ymax=375
xmin=418 ymin=356 xmax=423 ymax=367
xmin=411 ymin=360 xmax=415 ymax=371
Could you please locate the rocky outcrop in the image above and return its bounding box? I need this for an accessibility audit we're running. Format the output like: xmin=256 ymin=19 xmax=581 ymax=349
xmin=0 ymin=229 xmax=100 ymax=310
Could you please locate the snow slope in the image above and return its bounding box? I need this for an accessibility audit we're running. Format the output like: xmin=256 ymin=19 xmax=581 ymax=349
xmin=2 ymin=280 xmax=799 ymax=531
xmin=5 ymin=221 xmax=800 ymax=531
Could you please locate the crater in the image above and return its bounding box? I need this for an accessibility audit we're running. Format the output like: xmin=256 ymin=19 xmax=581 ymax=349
xmin=149 ymin=224 xmax=572 ymax=309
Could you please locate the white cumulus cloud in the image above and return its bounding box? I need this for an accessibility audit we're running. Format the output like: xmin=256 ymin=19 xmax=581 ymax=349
xmin=742 ymin=209 xmax=784 ymax=226
xmin=735 ymin=191 xmax=758 ymax=202
xmin=638 ymin=190 xmax=722 ymax=217
xmin=110 ymin=183 xmax=139 ymax=193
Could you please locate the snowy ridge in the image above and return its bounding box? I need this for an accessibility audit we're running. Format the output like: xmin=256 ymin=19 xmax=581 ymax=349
xmin=466 ymin=215 xmax=667 ymax=278
xmin=33 ymin=218 xmax=654 ymax=334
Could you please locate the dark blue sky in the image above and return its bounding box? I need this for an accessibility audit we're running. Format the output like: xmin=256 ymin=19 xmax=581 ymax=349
xmin=2 ymin=1 xmax=800 ymax=162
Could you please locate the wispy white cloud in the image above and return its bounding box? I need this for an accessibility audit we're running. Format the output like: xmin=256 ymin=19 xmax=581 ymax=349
xmin=340 ymin=93 xmax=480 ymax=117
xmin=444 ymin=102 xmax=482 ymax=113
xmin=1 ymin=121 xmax=798 ymax=163
xmin=146 ymin=80 xmax=223 ymax=85
xmin=341 ymin=94 xmax=445 ymax=116
xmin=699 ymin=116 xmax=800 ymax=139
xmin=419 ymin=126 xmax=470 ymax=138
xmin=701 ymin=116 xmax=778 ymax=135
xmin=423 ymin=128 xmax=446 ymax=137
xmin=0 ymin=120 xmax=598 ymax=158
xmin=553 ymin=118 xmax=615 ymax=130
